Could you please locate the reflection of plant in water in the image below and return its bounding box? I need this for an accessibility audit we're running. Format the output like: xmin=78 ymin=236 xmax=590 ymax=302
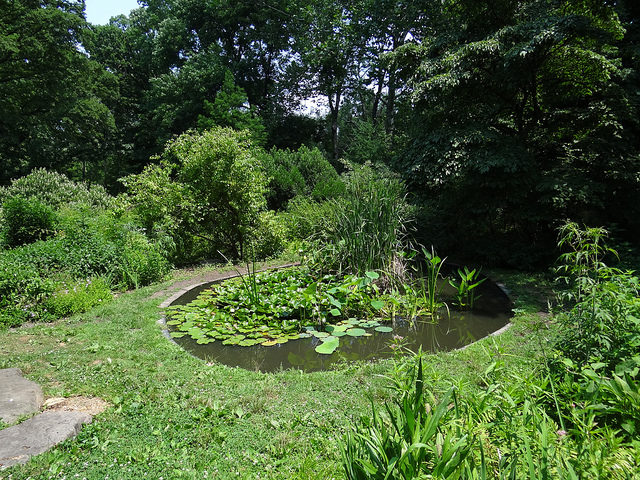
xmin=449 ymin=266 xmax=486 ymax=309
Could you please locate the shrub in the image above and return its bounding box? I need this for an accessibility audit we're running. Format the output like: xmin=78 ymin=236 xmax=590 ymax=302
xmin=342 ymin=119 xmax=393 ymax=166
xmin=2 ymin=196 xmax=57 ymax=247
xmin=124 ymin=127 xmax=268 ymax=260
xmin=0 ymin=168 xmax=113 ymax=210
xmin=56 ymin=206 xmax=171 ymax=289
xmin=246 ymin=211 xmax=288 ymax=260
xmin=44 ymin=277 xmax=112 ymax=318
xmin=258 ymin=146 xmax=342 ymax=210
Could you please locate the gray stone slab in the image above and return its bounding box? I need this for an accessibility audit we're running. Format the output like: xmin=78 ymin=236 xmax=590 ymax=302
xmin=0 ymin=368 xmax=43 ymax=424
xmin=0 ymin=411 xmax=92 ymax=468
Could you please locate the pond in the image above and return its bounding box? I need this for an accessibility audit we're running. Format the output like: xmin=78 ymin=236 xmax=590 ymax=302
xmin=162 ymin=270 xmax=512 ymax=373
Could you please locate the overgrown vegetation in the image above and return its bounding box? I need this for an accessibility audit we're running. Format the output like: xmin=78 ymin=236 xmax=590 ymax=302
xmin=341 ymin=223 xmax=640 ymax=479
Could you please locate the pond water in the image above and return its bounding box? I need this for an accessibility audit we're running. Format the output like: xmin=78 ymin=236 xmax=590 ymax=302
xmin=164 ymin=276 xmax=512 ymax=373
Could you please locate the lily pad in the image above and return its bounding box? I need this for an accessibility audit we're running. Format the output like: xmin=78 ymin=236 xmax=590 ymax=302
xmin=313 ymin=331 xmax=330 ymax=338
xmin=346 ymin=328 xmax=366 ymax=337
xmin=333 ymin=331 xmax=347 ymax=337
xmin=196 ymin=338 xmax=214 ymax=344
xmin=170 ymin=332 xmax=186 ymax=338
xmin=375 ymin=326 xmax=393 ymax=333
xmin=261 ymin=340 xmax=277 ymax=346
xmin=315 ymin=337 xmax=339 ymax=355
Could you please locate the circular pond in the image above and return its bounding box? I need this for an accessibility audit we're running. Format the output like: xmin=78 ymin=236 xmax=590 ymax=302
xmin=162 ymin=271 xmax=512 ymax=373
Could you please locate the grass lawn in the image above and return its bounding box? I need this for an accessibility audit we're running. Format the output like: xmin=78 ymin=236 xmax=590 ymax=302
xmin=0 ymin=264 xmax=555 ymax=479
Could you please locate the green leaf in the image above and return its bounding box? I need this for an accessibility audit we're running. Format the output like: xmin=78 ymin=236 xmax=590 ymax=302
xmin=375 ymin=326 xmax=393 ymax=333
xmin=346 ymin=328 xmax=366 ymax=337
xmin=315 ymin=337 xmax=339 ymax=354
xmin=370 ymin=300 xmax=384 ymax=311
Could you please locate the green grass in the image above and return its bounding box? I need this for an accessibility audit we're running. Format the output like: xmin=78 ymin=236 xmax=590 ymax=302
xmin=0 ymin=265 xmax=552 ymax=479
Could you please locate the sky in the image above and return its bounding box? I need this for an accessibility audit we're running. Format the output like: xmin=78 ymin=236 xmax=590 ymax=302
xmin=84 ymin=0 xmax=140 ymax=25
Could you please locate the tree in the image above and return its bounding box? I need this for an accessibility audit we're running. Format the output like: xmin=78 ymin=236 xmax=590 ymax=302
xmin=391 ymin=0 xmax=640 ymax=264
xmin=198 ymin=70 xmax=266 ymax=145
xmin=0 ymin=0 xmax=117 ymax=185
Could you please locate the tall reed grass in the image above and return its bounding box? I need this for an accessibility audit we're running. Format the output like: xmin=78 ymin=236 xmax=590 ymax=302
xmin=312 ymin=164 xmax=413 ymax=276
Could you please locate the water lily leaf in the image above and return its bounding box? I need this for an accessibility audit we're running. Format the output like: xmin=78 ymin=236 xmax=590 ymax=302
xmin=347 ymin=318 xmax=360 ymax=325
xmin=346 ymin=328 xmax=366 ymax=337
xmin=321 ymin=335 xmax=338 ymax=343
xmin=275 ymin=337 xmax=289 ymax=344
xmin=313 ymin=331 xmax=329 ymax=338
xmin=166 ymin=320 xmax=181 ymax=326
xmin=196 ymin=338 xmax=214 ymax=344
xmin=239 ymin=339 xmax=261 ymax=347
xmin=315 ymin=337 xmax=339 ymax=355
xmin=170 ymin=332 xmax=186 ymax=338
xmin=298 ymin=333 xmax=312 ymax=338
xmin=375 ymin=326 xmax=393 ymax=333
xmin=370 ymin=300 xmax=384 ymax=311
xmin=333 ymin=331 xmax=347 ymax=337
xmin=261 ymin=340 xmax=277 ymax=346
xmin=286 ymin=334 xmax=300 ymax=340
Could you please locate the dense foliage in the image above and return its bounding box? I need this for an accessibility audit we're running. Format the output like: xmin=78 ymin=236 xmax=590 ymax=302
xmin=0 ymin=171 xmax=171 ymax=328
xmin=341 ymin=223 xmax=640 ymax=478
xmin=1 ymin=0 xmax=637 ymax=264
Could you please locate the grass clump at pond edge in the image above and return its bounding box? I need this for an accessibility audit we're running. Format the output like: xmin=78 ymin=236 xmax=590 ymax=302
xmin=0 ymin=266 xmax=549 ymax=479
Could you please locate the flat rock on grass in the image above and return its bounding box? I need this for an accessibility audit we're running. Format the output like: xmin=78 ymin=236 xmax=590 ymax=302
xmin=0 ymin=411 xmax=92 ymax=469
xmin=0 ymin=368 xmax=43 ymax=424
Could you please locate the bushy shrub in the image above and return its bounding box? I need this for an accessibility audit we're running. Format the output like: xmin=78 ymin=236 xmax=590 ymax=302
xmin=342 ymin=119 xmax=394 ymax=166
xmin=0 ymin=168 xmax=114 ymax=210
xmin=0 ymin=205 xmax=172 ymax=327
xmin=56 ymin=206 xmax=171 ymax=288
xmin=246 ymin=211 xmax=288 ymax=260
xmin=123 ymin=127 xmax=268 ymax=260
xmin=44 ymin=277 xmax=112 ymax=318
xmin=1 ymin=196 xmax=57 ymax=247
xmin=258 ymin=146 xmax=342 ymax=210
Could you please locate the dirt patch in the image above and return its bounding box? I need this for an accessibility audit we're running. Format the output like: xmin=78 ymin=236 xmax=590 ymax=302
xmin=43 ymin=396 xmax=109 ymax=416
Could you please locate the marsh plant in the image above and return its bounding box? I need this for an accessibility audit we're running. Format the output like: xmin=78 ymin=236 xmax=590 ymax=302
xmin=311 ymin=163 xmax=413 ymax=276
xmin=416 ymin=247 xmax=447 ymax=316
xmin=449 ymin=266 xmax=486 ymax=309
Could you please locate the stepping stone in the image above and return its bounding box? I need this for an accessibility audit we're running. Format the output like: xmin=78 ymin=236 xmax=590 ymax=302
xmin=0 ymin=369 xmax=43 ymax=424
xmin=0 ymin=411 xmax=92 ymax=468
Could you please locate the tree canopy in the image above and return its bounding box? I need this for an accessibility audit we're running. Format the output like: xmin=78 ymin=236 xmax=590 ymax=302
xmin=1 ymin=0 xmax=638 ymax=265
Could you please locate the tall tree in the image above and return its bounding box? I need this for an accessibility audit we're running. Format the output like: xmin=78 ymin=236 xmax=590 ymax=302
xmin=0 ymin=0 xmax=117 ymax=185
